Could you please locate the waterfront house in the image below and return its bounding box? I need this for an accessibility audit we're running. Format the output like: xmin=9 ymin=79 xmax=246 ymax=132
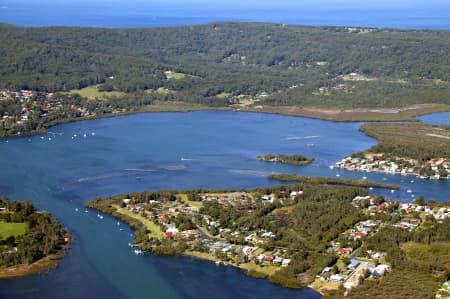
xmin=282 ymin=259 xmax=291 ymax=267
xmin=329 ymin=274 xmax=344 ymax=283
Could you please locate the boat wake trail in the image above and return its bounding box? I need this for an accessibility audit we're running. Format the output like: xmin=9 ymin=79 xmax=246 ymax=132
xmin=286 ymin=135 xmax=320 ymax=140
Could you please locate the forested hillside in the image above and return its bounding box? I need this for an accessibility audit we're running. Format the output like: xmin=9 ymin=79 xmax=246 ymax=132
xmin=1 ymin=22 xmax=449 ymax=108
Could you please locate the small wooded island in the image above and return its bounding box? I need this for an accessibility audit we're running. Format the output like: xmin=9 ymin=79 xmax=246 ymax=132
xmin=257 ymin=154 xmax=314 ymax=166
xmin=86 ymin=177 xmax=450 ymax=297
xmin=0 ymin=196 xmax=71 ymax=278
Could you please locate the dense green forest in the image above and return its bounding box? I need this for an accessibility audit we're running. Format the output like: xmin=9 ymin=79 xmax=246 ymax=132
xmin=359 ymin=123 xmax=450 ymax=161
xmin=268 ymin=173 xmax=400 ymax=189
xmin=1 ymin=22 xmax=449 ymax=108
xmin=0 ymin=196 xmax=70 ymax=267
xmin=257 ymin=154 xmax=314 ymax=165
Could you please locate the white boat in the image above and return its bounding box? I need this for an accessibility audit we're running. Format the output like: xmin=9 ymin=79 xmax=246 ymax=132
xmin=91 ymin=132 xmax=95 ymax=136
xmin=391 ymin=190 xmax=395 ymax=193
xmin=134 ymin=249 xmax=143 ymax=255
xmin=329 ymin=165 xmax=334 ymax=170
xmin=362 ymin=176 xmax=367 ymax=180
xmin=369 ymin=187 xmax=373 ymax=190
xmin=75 ymin=208 xmax=79 ymax=212
xmin=336 ymin=174 xmax=340 ymax=177
xmin=407 ymin=190 xmax=412 ymax=193
xmin=83 ymin=134 xmax=87 ymax=138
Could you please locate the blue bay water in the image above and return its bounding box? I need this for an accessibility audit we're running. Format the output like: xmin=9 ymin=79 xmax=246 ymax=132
xmin=419 ymin=111 xmax=450 ymax=126
xmin=0 ymin=111 xmax=448 ymax=298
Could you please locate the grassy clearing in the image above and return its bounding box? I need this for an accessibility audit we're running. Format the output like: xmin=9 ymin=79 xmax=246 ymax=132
xmin=0 ymin=222 xmax=27 ymax=239
xmin=144 ymin=88 xmax=177 ymax=95
xmin=165 ymin=71 xmax=187 ymax=80
xmin=177 ymin=194 xmax=203 ymax=209
xmin=311 ymin=278 xmax=341 ymax=293
xmin=184 ymin=250 xmax=217 ymax=261
xmin=67 ymin=85 xmax=126 ymax=99
xmin=215 ymin=92 xmax=232 ymax=99
xmin=240 ymin=261 xmax=280 ymax=276
xmin=114 ymin=206 xmax=164 ymax=239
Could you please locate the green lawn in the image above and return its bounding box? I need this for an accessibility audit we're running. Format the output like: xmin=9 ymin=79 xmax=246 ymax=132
xmin=68 ymin=85 xmax=126 ymax=99
xmin=0 ymin=222 xmax=27 ymax=239
xmin=165 ymin=71 xmax=186 ymax=80
xmin=240 ymin=261 xmax=280 ymax=276
xmin=114 ymin=206 xmax=164 ymax=239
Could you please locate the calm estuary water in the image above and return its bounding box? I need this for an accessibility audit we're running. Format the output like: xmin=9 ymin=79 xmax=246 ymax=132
xmin=0 ymin=111 xmax=448 ymax=299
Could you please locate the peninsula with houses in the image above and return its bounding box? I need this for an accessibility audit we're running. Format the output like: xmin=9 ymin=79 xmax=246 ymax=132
xmin=335 ymin=123 xmax=450 ymax=180
xmin=86 ymin=179 xmax=450 ymax=298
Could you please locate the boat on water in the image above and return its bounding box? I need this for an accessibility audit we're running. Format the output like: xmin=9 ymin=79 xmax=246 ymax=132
xmin=391 ymin=190 xmax=395 ymax=193
xmin=307 ymin=143 xmax=315 ymax=147
xmin=369 ymin=187 xmax=373 ymax=190
xmin=362 ymin=176 xmax=367 ymax=180
xmin=329 ymin=165 xmax=334 ymax=170
xmin=407 ymin=190 xmax=412 ymax=193
xmin=134 ymin=249 xmax=143 ymax=255
xmin=336 ymin=174 xmax=340 ymax=177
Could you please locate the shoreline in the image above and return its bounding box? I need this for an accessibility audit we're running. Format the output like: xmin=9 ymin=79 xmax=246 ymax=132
xmin=88 ymin=201 xmax=303 ymax=290
xmin=1 ymin=103 xmax=449 ymax=140
xmin=87 ymin=186 xmax=450 ymax=295
xmin=335 ymin=164 xmax=450 ymax=181
xmin=0 ymin=238 xmax=71 ymax=279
